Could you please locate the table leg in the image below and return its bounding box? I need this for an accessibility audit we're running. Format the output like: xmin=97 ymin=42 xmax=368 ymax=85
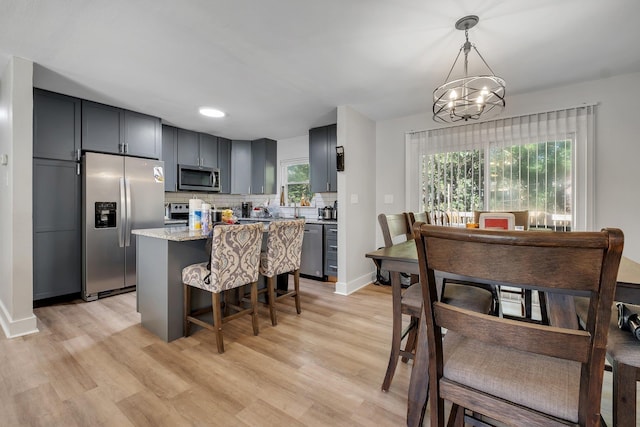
xmin=613 ymin=360 xmax=637 ymax=427
xmin=407 ymin=308 xmax=429 ymax=427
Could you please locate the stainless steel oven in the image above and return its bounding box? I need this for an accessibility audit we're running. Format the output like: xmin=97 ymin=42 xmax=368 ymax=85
xmin=177 ymin=164 xmax=220 ymax=192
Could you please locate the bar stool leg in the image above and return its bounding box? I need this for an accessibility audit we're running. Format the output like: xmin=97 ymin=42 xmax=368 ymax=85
xmin=267 ymin=276 xmax=278 ymax=326
xmin=212 ymin=292 xmax=224 ymax=353
xmin=250 ymin=281 xmax=260 ymax=335
xmin=293 ymin=270 xmax=301 ymax=314
xmin=183 ymin=284 xmax=191 ymax=337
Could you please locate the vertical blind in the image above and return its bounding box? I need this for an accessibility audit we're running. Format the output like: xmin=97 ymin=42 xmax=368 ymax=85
xmin=406 ymin=105 xmax=595 ymax=230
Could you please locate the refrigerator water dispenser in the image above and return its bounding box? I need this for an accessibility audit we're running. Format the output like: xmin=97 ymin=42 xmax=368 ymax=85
xmin=95 ymin=202 xmax=117 ymax=228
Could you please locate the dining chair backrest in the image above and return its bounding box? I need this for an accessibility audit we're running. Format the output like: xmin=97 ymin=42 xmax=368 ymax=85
xmin=474 ymin=210 xmax=529 ymax=230
xmin=378 ymin=213 xmax=412 ymax=248
xmin=407 ymin=212 xmax=429 ymax=229
xmin=413 ymin=224 xmax=624 ymax=425
xmin=478 ymin=212 xmax=515 ymax=230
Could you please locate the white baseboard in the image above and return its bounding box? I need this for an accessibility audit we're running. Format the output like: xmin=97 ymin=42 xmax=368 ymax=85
xmin=334 ymin=271 xmax=373 ymax=295
xmin=0 ymin=298 xmax=38 ymax=339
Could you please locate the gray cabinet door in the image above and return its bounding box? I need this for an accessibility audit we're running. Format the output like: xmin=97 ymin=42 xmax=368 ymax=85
xmin=324 ymin=224 xmax=338 ymax=277
xmin=124 ymin=110 xmax=161 ymax=159
xmin=162 ymin=125 xmax=177 ymax=192
xmin=309 ymin=125 xmax=337 ymax=193
xmin=251 ymin=139 xmax=267 ymax=194
xmin=198 ymin=133 xmax=218 ymax=168
xmin=33 ymin=158 xmax=81 ymax=300
xmin=82 ymin=100 xmax=123 ymax=155
xmin=176 ymin=128 xmax=199 ymax=166
xmin=218 ymin=137 xmax=231 ymax=193
xmin=33 ymin=89 xmax=81 ymax=161
xmin=327 ymin=124 xmax=337 ymax=191
xmin=231 ymin=140 xmax=252 ymax=194
xmin=309 ymin=126 xmax=329 ymax=193
xmin=251 ymin=138 xmax=277 ymax=194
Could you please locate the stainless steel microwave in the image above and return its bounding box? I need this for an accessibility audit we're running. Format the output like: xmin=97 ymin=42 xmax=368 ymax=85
xmin=177 ymin=164 xmax=220 ymax=192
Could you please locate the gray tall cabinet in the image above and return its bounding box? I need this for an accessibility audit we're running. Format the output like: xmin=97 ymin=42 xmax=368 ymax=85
xmin=230 ymin=138 xmax=277 ymax=195
xmin=33 ymin=89 xmax=82 ymax=300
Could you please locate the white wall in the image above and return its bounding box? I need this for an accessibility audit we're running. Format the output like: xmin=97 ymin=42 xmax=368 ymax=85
xmin=375 ymin=71 xmax=640 ymax=262
xmin=335 ymin=105 xmax=377 ymax=295
xmin=0 ymin=57 xmax=38 ymax=338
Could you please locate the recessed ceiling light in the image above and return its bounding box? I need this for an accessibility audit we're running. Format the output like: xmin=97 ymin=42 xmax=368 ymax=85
xmin=199 ymin=107 xmax=225 ymax=118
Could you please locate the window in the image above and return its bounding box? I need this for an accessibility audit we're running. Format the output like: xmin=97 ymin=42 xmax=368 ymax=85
xmin=281 ymin=159 xmax=312 ymax=204
xmin=407 ymin=106 xmax=595 ymax=231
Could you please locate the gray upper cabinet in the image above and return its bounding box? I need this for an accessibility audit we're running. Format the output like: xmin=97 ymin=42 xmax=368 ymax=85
xmin=161 ymin=125 xmax=178 ymax=192
xmin=251 ymin=138 xmax=277 ymax=194
xmin=309 ymin=124 xmax=337 ymax=193
xmin=124 ymin=110 xmax=162 ymax=159
xmin=33 ymin=158 xmax=81 ymax=300
xmin=231 ymin=140 xmax=252 ymax=194
xmin=33 ymin=89 xmax=81 ymax=161
xmin=218 ymin=137 xmax=231 ymax=193
xmin=198 ymin=133 xmax=218 ymax=168
xmin=176 ymin=128 xmax=218 ymax=167
xmin=82 ymin=100 xmax=161 ymax=159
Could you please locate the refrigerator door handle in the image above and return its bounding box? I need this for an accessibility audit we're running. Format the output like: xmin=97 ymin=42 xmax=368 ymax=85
xmin=125 ymin=177 xmax=132 ymax=247
xmin=119 ymin=178 xmax=126 ymax=248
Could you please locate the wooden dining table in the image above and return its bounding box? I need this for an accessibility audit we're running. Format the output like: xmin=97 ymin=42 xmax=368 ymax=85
xmin=365 ymin=240 xmax=640 ymax=427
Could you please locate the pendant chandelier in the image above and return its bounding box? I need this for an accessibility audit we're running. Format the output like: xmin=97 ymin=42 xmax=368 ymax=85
xmin=433 ymin=15 xmax=505 ymax=123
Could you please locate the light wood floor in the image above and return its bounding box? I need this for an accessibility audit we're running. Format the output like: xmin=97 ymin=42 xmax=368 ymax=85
xmin=0 ymin=278 xmax=628 ymax=426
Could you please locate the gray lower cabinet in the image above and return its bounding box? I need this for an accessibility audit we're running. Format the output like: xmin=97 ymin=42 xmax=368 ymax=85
xmin=33 ymin=89 xmax=81 ymax=161
xmin=218 ymin=137 xmax=231 ymax=193
xmin=231 ymin=140 xmax=252 ymax=194
xmin=82 ymin=100 xmax=161 ymax=159
xmin=162 ymin=125 xmax=178 ymax=191
xmin=33 ymin=158 xmax=81 ymax=300
xmin=309 ymin=124 xmax=337 ymax=193
xmin=324 ymin=223 xmax=338 ymax=277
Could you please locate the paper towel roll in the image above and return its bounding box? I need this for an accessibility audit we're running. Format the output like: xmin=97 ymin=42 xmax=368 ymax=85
xmin=189 ymin=199 xmax=203 ymax=230
xmin=201 ymin=203 xmax=211 ymax=234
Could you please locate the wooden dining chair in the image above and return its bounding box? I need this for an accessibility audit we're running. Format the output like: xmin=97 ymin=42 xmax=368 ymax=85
xmin=574 ymin=298 xmax=640 ymax=427
xmin=414 ymin=224 xmax=623 ymax=426
xmin=376 ymin=214 xmax=494 ymax=392
xmin=182 ymin=222 xmax=263 ymax=353
xmin=259 ymin=218 xmax=305 ymax=326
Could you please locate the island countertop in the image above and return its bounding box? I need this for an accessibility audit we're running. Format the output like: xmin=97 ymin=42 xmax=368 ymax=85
xmin=133 ymin=222 xmax=270 ymax=242
xmin=132 ymin=226 xmax=208 ymax=242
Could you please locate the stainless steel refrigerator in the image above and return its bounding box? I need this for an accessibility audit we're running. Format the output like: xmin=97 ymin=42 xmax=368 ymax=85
xmin=82 ymin=152 xmax=165 ymax=301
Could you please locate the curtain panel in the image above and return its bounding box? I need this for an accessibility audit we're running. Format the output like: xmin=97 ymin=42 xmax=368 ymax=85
xmin=406 ymin=105 xmax=595 ymax=230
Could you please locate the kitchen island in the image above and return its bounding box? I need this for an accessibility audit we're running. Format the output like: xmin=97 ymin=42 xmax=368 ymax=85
xmin=132 ymin=226 xmax=211 ymax=342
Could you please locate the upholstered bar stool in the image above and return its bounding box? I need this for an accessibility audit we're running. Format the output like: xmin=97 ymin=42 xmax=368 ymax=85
xmin=259 ymin=219 xmax=305 ymax=326
xmin=182 ymin=222 xmax=263 ymax=353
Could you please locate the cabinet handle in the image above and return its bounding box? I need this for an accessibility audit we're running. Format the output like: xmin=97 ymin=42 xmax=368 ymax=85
xmin=262 ymin=185 xmax=264 ymax=193
xmin=326 ymin=182 xmax=329 ymax=191
xmin=125 ymin=143 xmax=129 ymax=154
xmin=328 ymin=265 xmax=338 ymax=270
xmin=329 ymin=245 xmax=338 ymax=250
xmin=76 ymin=163 xmax=80 ymax=176
xmin=76 ymin=149 xmax=81 ymax=161
xmin=329 ymin=229 xmax=337 ymax=233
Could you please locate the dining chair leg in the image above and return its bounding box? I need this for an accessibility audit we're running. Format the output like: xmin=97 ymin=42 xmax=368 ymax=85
xmin=293 ymin=269 xmax=301 ymax=314
xmin=267 ymin=276 xmax=278 ymax=326
xmin=250 ymin=281 xmax=260 ymax=335
xmin=401 ymin=316 xmax=418 ymax=363
xmin=212 ymin=292 xmax=224 ymax=353
xmin=381 ymin=271 xmax=403 ymax=391
xmin=183 ymin=284 xmax=191 ymax=337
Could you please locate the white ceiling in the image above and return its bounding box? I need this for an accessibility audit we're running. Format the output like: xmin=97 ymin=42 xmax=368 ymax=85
xmin=1 ymin=0 xmax=639 ymax=140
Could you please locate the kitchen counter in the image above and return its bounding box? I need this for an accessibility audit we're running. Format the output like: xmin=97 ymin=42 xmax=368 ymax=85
xmin=133 ymin=226 xmax=207 ymax=242
xmin=237 ymin=217 xmax=338 ymax=225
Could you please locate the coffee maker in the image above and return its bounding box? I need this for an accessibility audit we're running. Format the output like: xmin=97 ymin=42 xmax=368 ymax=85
xmin=241 ymin=202 xmax=252 ymax=218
